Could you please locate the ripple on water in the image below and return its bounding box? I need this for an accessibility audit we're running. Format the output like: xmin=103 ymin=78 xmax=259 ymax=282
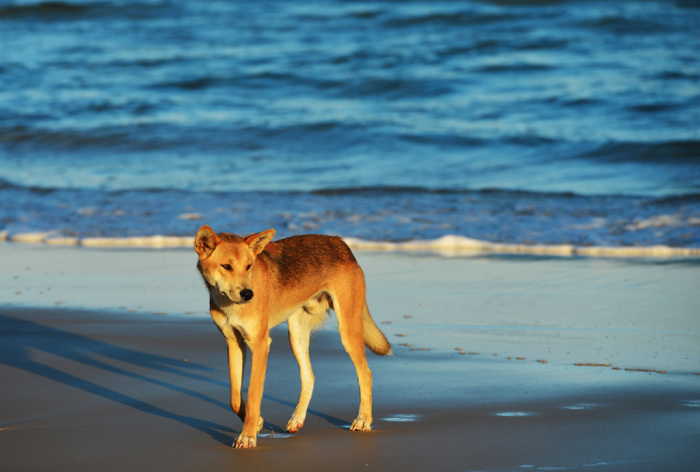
xmin=382 ymin=414 xmax=421 ymax=422
xmin=256 ymin=433 xmax=294 ymax=439
xmin=562 ymin=403 xmax=600 ymax=410
xmin=494 ymin=411 xmax=534 ymax=417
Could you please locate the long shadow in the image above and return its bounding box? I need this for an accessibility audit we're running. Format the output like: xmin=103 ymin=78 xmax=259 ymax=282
xmin=0 ymin=311 xmax=348 ymax=442
xmin=0 ymin=311 xmax=235 ymax=445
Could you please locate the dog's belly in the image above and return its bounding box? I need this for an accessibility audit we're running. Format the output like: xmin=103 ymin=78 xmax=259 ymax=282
xmin=268 ymin=291 xmax=332 ymax=329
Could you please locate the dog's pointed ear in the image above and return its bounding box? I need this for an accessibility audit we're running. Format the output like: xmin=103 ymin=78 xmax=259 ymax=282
xmin=244 ymin=229 xmax=275 ymax=256
xmin=195 ymin=225 xmax=221 ymax=258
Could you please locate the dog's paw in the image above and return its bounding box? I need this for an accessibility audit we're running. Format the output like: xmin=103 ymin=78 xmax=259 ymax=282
xmin=286 ymin=418 xmax=304 ymax=433
xmin=349 ymin=417 xmax=372 ymax=431
xmin=233 ymin=416 xmax=264 ymax=448
xmin=234 ymin=434 xmax=257 ymax=449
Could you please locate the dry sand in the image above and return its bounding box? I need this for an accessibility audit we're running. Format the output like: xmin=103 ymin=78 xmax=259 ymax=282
xmin=1 ymin=243 xmax=699 ymax=471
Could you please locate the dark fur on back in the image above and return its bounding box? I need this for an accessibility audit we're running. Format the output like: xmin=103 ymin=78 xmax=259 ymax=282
xmin=259 ymin=235 xmax=357 ymax=286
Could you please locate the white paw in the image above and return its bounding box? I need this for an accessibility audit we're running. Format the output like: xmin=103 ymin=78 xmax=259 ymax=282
xmin=350 ymin=417 xmax=372 ymax=431
xmin=234 ymin=434 xmax=257 ymax=448
xmin=286 ymin=418 xmax=304 ymax=433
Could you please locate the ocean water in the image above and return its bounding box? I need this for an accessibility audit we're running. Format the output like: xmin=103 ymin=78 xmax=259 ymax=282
xmin=1 ymin=0 xmax=699 ymax=250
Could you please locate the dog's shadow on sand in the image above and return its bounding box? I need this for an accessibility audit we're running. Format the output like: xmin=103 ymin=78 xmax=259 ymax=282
xmin=0 ymin=312 xmax=347 ymax=446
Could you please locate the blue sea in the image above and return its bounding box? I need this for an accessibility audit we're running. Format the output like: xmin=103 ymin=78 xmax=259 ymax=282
xmin=1 ymin=0 xmax=699 ymax=250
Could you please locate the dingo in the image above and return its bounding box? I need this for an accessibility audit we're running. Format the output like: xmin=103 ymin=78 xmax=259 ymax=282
xmin=195 ymin=225 xmax=391 ymax=448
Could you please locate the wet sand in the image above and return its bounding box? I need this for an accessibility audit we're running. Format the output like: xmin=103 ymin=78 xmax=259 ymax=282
xmin=1 ymin=243 xmax=699 ymax=471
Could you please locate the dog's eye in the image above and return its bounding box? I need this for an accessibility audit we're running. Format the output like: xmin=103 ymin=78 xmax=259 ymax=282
xmin=246 ymin=264 xmax=252 ymax=271
xmin=221 ymin=264 xmax=232 ymax=271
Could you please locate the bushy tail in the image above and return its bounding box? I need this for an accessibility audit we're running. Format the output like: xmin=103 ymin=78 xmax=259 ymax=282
xmin=363 ymin=303 xmax=392 ymax=356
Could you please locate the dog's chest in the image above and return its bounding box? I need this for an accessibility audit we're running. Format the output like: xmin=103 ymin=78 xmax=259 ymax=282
xmin=211 ymin=303 xmax=248 ymax=337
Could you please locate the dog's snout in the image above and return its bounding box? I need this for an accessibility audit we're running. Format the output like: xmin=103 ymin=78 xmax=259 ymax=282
xmin=240 ymin=289 xmax=254 ymax=302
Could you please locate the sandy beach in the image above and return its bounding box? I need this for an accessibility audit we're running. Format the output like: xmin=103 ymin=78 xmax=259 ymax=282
xmin=1 ymin=242 xmax=699 ymax=472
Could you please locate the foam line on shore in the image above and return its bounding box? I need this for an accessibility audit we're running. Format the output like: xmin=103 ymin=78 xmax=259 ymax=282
xmin=2 ymin=231 xmax=196 ymax=249
xmin=2 ymin=231 xmax=699 ymax=257
xmin=343 ymin=235 xmax=700 ymax=257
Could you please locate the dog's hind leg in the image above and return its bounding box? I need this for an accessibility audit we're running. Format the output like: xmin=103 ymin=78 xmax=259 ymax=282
xmin=333 ymin=289 xmax=374 ymax=432
xmin=286 ymin=308 xmax=316 ymax=433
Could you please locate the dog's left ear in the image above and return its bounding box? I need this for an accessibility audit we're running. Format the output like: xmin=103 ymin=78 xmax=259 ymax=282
xmin=195 ymin=225 xmax=221 ymax=259
xmin=244 ymin=229 xmax=275 ymax=255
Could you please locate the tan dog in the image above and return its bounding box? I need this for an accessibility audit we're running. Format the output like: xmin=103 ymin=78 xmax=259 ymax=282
xmin=195 ymin=225 xmax=391 ymax=448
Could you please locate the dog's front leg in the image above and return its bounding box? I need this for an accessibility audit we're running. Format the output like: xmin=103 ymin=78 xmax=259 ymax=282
xmin=226 ymin=330 xmax=247 ymax=423
xmin=235 ymin=335 xmax=270 ymax=449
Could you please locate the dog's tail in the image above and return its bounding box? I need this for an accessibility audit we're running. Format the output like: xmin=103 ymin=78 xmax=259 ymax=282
xmin=363 ymin=303 xmax=392 ymax=356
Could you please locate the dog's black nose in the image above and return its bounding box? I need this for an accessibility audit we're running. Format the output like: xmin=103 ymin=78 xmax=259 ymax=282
xmin=240 ymin=289 xmax=254 ymax=301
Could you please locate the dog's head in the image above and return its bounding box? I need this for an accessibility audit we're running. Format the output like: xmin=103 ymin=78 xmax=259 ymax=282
xmin=195 ymin=225 xmax=275 ymax=305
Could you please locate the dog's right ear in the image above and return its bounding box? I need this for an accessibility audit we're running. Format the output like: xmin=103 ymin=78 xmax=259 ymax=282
xmin=195 ymin=225 xmax=221 ymax=259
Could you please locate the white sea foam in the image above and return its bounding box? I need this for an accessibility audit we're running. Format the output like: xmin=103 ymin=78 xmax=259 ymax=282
xmin=5 ymin=232 xmax=195 ymax=248
xmin=45 ymin=236 xmax=81 ymax=246
xmin=2 ymin=231 xmax=699 ymax=257
xmin=8 ymin=232 xmax=60 ymax=244
xmin=627 ymin=214 xmax=683 ymax=231
xmin=343 ymin=235 xmax=700 ymax=257
xmin=80 ymin=236 xmax=196 ymax=248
